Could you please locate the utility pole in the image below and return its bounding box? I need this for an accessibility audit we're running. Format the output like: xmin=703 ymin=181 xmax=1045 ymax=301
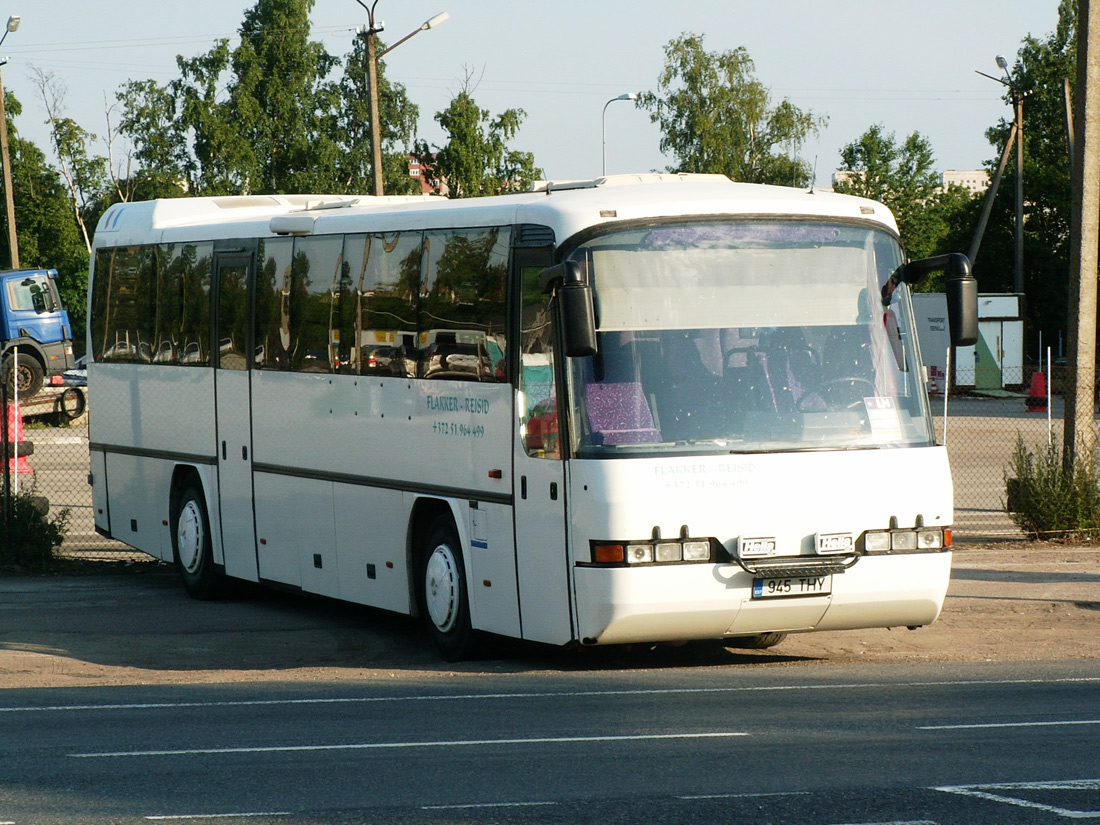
xmin=1064 ymin=0 xmax=1100 ymax=465
xmin=0 ymin=14 xmax=20 ymax=269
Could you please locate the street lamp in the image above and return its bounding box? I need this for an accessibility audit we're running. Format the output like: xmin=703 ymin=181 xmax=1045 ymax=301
xmin=977 ymin=55 xmax=1025 ymax=294
xmin=602 ymin=92 xmax=639 ymax=176
xmin=355 ymin=3 xmax=448 ymax=196
xmin=0 ymin=13 xmax=20 ymax=269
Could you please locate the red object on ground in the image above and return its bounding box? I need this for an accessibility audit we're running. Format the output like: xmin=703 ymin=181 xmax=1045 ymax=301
xmin=1026 ymin=370 xmax=1048 ymax=413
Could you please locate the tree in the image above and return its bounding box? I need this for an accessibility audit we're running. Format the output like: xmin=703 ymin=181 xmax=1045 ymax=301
xmin=0 ymin=90 xmax=90 ymax=342
xmin=31 ymin=68 xmax=107 ymax=253
xmin=980 ymin=0 xmax=1076 ymax=354
xmin=117 ymin=0 xmax=420 ymax=197
xmin=419 ymin=71 xmax=542 ymax=198
xmin=833 ymin=125 xmax=978 ymax=277
xmin=334 ymin=35 xmax=420 ymax=194
xmin=640 ymin=33 xmax=825 ymax=186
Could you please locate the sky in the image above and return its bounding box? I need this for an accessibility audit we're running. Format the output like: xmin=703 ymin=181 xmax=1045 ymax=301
xmin=6 ymin=1 xmax=1064 ymax=189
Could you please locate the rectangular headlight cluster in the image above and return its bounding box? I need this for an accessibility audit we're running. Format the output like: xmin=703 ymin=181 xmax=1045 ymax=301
xmin=862 ymin=528 xmax=951 ymax=554
xmin=590 ymin=539 xmax=713 ymax=566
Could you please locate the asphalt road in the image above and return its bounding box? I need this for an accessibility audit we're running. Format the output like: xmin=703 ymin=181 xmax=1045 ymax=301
xmin=1 ymin=661 xmax=1098 ymax=824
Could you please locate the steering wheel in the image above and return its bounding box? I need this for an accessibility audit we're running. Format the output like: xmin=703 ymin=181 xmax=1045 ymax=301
xmin=816 ymin=376 xmax=877 ymax=411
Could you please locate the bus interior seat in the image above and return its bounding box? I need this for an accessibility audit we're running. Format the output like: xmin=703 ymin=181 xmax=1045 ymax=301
xmin=584 ymin=381 xmax=662 ymax=445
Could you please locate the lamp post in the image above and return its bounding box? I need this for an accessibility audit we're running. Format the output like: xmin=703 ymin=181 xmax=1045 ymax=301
xmin=602 ymin=92 xmax=639 ymax=176
xmin=355 ymin=3 xmax=448 ymax=196
xmin=0 ymin=13 xmax=20 ymax=269
xmin=997 ymin=54 xmax=1026 ymax=297
xmin=978 ymin=56 xmax=1025 ymax=295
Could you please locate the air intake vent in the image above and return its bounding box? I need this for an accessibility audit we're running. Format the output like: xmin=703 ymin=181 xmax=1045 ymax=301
xmin=515 ymin=224 xmax=555 ymax=247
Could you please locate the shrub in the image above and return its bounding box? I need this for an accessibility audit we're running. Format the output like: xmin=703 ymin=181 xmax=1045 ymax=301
xmin=0 ymin=492 xmax=70 ymax=571
xmin=1005 ymin=434 xmax=1100 ymax=540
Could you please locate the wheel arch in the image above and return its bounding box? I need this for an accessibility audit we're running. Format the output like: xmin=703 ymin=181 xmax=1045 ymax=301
xmin=407 ymin=496 xmax=468 ymax=619
xmin=169 ymin=463 xmax=222 ymax=564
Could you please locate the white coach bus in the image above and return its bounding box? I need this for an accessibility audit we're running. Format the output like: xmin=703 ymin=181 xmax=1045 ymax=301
xmin=87 ymin=174 xmax=977 ymax=659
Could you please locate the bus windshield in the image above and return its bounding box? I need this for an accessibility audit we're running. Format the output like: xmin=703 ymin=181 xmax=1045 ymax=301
xmin=565 ymin=219 xmax=934 ymax=456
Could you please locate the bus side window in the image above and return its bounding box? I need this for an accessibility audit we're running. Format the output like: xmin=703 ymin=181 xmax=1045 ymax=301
xmin=419 ymin=227 xmax=509 ymax=383
xmin=519 ymin=265 xmax=559 ymax=458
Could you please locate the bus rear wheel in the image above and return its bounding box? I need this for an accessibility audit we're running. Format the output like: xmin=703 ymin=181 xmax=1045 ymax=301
xmin=173 ymin=480 xmax=223 ymax=600
xmin=420 ymin=516 xmax=476 ymax=661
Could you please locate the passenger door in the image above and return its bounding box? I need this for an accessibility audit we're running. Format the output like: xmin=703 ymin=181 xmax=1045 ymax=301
xmin=511 ymin=255 xmax=574 ymax=645
xmin=213 ymin=245 xmax=259 ymax=581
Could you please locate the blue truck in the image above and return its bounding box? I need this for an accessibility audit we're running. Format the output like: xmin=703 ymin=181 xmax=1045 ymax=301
xmin=0 ymin=268 xmax=75 ymax=398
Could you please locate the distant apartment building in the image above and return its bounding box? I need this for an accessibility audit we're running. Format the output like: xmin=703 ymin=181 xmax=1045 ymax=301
xmin=407 ymin=154 xmax=444 ymax=195
xmin=941 ymin=169 xmax=990 ymax=195
xmin=829 ymin=168 xmax=990 ymax=196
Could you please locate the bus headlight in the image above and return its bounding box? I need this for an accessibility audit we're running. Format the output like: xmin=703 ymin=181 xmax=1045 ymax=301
xmin=682 ymin=540 xmax=711 ymax=561
xmin=862 ymin=528 xmax=948 ymax=554
xmin=626 ymin=544 xmax=654 ymax=564
xmin=863 ymin=531 xmax=891 ymax=553
xmin=891 ymin=531 xmax=918 ymax=551
xmin=588 ymin=538 xmax=717 ymax=566
xmin=917 ymin=529 xmax=943 ymax=549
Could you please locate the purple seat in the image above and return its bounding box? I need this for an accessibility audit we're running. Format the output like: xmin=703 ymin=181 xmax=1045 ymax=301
xmin=585 ymin=382 xmax=661 ymax=445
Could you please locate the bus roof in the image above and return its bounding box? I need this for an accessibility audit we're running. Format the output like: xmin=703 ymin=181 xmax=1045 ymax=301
xmin=92 ymin=174 xmax=900 ymax=250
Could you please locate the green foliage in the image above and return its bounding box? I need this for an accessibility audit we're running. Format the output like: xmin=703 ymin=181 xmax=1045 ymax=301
xmin=980 ymin=0 xmax=1075 ymax=351
xmin=834 ymin=125 xmax=979 ymax=276
xmin=116 ymin=0 xmax=420 ymax=197
xmin=0 ymin=492 xmax=70 ymax=571
xmin=640 ymin=33 xmax=824 ymax=186
xmin=0 ymin=90 xmax=91 ymax=346
xmin=1005 ymin=434 xmax=1100 ymax=540
xmin=419 ymin=75 xmax=542 ymax=198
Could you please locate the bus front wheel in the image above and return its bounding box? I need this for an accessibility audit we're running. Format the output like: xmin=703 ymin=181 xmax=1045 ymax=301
xmin=173 ymin=481 xmax=222 ymax=600
xmin=725 ymin=632 xmax=787 ymax=650
xmin=420 ymin=516 xmax=476 ymax=661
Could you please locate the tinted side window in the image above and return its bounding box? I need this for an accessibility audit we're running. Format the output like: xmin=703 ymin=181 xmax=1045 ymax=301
xmin=162 ymin=243 xmax=213 ymax=366
xmin=351 ymin=231 xmax=422 ymax=377
xmin=254 ymin=237 xmax=294 ymax=370
xmin=290 ymin=235 xmax=343 ymax=373
xmin=90 ymin=246 xmax=157 ymax=362
xmin=419 ymin=227 xmax=510 ymax=382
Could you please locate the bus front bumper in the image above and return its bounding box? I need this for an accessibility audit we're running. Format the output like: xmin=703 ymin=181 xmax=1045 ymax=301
xmin=572 ymin=551 xmax=952 ymax=646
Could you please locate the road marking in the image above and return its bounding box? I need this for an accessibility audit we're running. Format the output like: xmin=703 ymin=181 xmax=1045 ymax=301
xmin=145 ymin=815 xmax=290 ymax=821
xmin=421 ymin=801 xmax=557 ymax=810
xmin=69 ymin=731 xmax=748 ymax=759
xmin=679 ymin=791 xmax=811 ymax=800
xmin=919 ymin=719 xmax=1100 ymax=730
xmin=935 ymin=779 xmax=1100 ymax=818
xmin=7 ymin=676 xmax=1100 ymax=715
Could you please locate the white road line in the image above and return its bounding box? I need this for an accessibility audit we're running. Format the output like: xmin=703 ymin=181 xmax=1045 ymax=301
xmin=7 ymin=676 xmax=1100 ymax=715
xmin=919 ymin=719 xmax=1100 ymax=730
xmin=145 ymin=814 xmax=290 ymax=821
xmin=421 ymin=801 xmax=557 ymax=810
xmin=69 ymin=731 xmax=748 ymax=759
xmin=679 ymin=791 xmax=811 ymax=800
xmin=935 ymin=779 xmax=1100 ymax=818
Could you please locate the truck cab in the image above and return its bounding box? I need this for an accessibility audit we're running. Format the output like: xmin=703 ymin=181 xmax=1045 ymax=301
xmin=0 ymin=269 xmax=75 ymax=398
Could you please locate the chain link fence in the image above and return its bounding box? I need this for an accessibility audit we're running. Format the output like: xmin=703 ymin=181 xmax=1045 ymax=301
xmin=9 ymin=373 xmax=1079 ymax=561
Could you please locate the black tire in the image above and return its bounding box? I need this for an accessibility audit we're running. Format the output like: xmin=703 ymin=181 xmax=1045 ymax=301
xmin=420 ymin=515 xmax=477 ymax=661
xmin=725 ymin=632 xmax=788 ymax=650
xmin=57 ymin=387 xmax=86 ymax=422
xmin=172 ymin=480 xmax=223 ymax=600
xmin=3 ymin=354 xmax=44 ymax=399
